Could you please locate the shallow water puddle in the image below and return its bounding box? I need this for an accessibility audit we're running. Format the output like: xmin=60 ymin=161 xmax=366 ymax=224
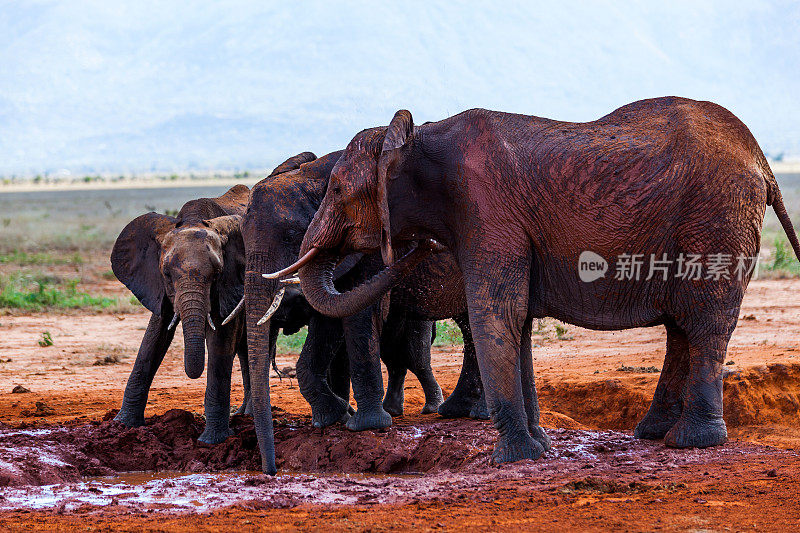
xmin=0 ymin=470 xmax=440 ymax=513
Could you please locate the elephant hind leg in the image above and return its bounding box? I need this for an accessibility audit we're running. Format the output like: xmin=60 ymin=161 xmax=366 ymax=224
xmin=402 ymin=320 xmax=443 ymax=415
xmin=383 ymin=365 xmax=407 ymax=416
xmin=663 ymin=310 xmax=735 ymax=448
xmin=381 ymin=314 xmax=442 ymax=416
xmin=635 ymin=321 xmax=689 ymax=440
xmin=439 ymin=313 xmax=486 ymax=419
xmin=296 ymin=316 xmax=351 ymax=428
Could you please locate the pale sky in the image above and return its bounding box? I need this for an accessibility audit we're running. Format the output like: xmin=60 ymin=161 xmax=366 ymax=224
xmin=1 ymin=1 xmax=798 ymax=175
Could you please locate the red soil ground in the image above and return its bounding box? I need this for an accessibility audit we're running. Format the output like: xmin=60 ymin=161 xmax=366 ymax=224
xmin=1 ymin=279 xmax=800 ymax=530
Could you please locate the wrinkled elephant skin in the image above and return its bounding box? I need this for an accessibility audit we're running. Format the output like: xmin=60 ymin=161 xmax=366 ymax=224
xmin=298 ymin=97 xmax=800 ymax=464
xmin=111 ymin=185 xmax=252 ymax=445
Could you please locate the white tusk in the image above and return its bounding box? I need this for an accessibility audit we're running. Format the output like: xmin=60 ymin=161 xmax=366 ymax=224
xmin=262 ymin=247 xmax=319 ymax=279
xmin=168 ymin=313 xmax=179 ymax=331
xmin=281 ymin=276 xmax=301 ymax=285
xmin=221 ymin=297 xmax=245 ymax=326
xmin=257 ymin=287 xmax=285 ymax=326
xmin=207 ymin=313 xmax=216 ymax=331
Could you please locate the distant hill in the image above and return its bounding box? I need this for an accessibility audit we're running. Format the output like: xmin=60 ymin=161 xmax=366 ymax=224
xmin=1 ymin=1 xmax=798 ymax=176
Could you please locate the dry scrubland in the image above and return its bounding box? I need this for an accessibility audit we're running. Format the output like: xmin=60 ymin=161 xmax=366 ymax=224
xmin=1 ymin=176 xmax=800 ymax=530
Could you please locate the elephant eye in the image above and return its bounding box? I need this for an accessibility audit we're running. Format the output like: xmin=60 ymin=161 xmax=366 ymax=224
xmin=282 ymin=229 xmax=298 ymax=244
xmin=332 ymin=185 xmax=342 ymax=195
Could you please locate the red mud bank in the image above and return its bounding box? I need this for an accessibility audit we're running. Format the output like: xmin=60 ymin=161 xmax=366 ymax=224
xmin=0 ymin=408 xmax=498 ymax=487
xmin=3 ymin=363 xmax=800 ymax=489
xmin=538 ymin=363 xmax=800 ymax=434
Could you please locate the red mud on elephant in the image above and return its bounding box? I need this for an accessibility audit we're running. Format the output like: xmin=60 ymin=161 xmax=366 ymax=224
xmin=286 ymin=97 xmax=800 ymax=464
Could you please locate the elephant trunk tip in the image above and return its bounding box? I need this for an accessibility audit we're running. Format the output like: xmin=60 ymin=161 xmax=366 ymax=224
xmin=185 ymin=356 xmax=205 ymax=379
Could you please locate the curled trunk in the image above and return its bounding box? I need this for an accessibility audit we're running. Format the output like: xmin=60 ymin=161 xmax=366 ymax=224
xmin=298 ymin=242 xmax=432 ymax=319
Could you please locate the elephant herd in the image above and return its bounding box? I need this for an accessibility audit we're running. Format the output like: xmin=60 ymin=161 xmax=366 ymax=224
xmin=112 ymin=96 xmax=800 ymax=474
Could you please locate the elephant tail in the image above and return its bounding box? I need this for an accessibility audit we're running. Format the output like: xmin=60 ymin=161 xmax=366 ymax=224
xmin=763 ymin=162 xmax=800 ymax=261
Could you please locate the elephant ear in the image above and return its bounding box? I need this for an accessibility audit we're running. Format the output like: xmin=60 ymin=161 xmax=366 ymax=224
xmin=111 ymin=212 xmax=176 ymax=315
xmin=377 ymin=110 xmax=415 ymax=265
xmin=206 ymin=215 xmax=245 ymax=319
xmin=269 ymin=152 xmax=317 ymax=177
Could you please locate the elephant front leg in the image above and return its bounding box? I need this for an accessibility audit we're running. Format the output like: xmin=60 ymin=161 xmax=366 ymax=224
xmin=464 ymin=253 xmax=544 ymax=464
xmin=296 ymin=316 xmax=351 ymax=427
xmin=520 ymin=317 xmax=550 ymax=451
xmin=439 ymin=313 xmax=487 ymax=419
xmin=115 ymin=312 xmax=175 ymax=426
xmin=342 ymin=307 xmax=392 ymax=431
xmin=635 ymin=322 xmax=689 ymax=439
xmin=198 ymin=327 xmax=237 ymax=444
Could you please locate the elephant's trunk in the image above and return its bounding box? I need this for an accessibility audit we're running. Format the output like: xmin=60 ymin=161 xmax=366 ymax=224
xmin=244 ymin=253 xmax=279 ymax=474
xmin=298 ymin=242 xmax=434 ymax=319
xmin=176 ymin=285 xmax=209 ymax=379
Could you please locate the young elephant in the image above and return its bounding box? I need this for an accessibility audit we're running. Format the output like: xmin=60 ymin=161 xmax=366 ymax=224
xmin=111 ymin=185 xmax=251 ymax=444
xmin=244 ymin=151 xmax=484 ymax=474
xmin=287 ymin=97 xmax=800 ymax=465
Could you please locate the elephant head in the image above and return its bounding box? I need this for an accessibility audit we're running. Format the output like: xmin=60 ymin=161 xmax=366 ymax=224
xmin=268 ymin=111 xmax=439 ymax=318
xmin=111 ymin=213 xmax=245 ymax=379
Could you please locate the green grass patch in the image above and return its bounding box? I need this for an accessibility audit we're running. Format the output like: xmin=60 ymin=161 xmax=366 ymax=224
xmin=276 ymin=327 xmax=308 ymax=354
xmin=433 ymin=319 xmax=464 ymax=346
xmin=0 ymin=274 xmax=117 ymax=311
xmin=276 ymin=319 xmax=465 ymax=354
xmin=37 ymin=331 xmax=54 ymax=347
xmin=768 ymin=237 xmax=800 ymax=276
xmin=0 ymin=250 xmax=84 ymax=266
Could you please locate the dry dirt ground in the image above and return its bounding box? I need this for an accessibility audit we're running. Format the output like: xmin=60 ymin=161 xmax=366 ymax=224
xmin=1 ymin=279 xmax=800 ymax=531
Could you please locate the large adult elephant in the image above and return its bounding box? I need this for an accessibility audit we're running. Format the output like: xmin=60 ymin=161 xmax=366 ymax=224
xmin=244 ymin=151 xmax=485 ymax=474
xmin=111 ymin=185 xmax=251 ymax=444
xmin=280 ymin=97 xmax=800 ymax=464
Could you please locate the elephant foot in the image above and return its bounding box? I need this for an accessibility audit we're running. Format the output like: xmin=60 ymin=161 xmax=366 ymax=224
xmin=235 ymin=399 xmax=253 ymax=416
xmin=490 ymin=431 xmax=545 ymax=465
xmin=198 ymin=426 xmax=234 ymax=445
xmin=260 ymin=457 xmax=277 ymax=476
xmin=663 ymin=416 xmax=727 ymax=448
xmin=634 ymin=408 xmax=680 ymax=440
xmin=469 ymin=398 xmax=490 ymax=420
xmin=529 ymin=424 xmax=552 ymax=451
xmin=345 ymin=408 xmax=392 ymax=431
xmin=438 ymin=391 xmax=479 ymax=418
xmin=420 ymin=387 xmax=444 ymax=414
xmin=113 ymin=410 xmax=145 ymax=427
xmin=311 ymin=396 xmax=352 ymax=428
xmin=421 ymin=399 xmax=442 ymax=415
xmin=383 ymin=395 xmax=404 ymax=417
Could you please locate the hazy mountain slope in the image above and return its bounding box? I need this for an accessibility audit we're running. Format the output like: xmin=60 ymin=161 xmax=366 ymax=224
xmin=0 ymin=0 xmax=797 ymax=175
